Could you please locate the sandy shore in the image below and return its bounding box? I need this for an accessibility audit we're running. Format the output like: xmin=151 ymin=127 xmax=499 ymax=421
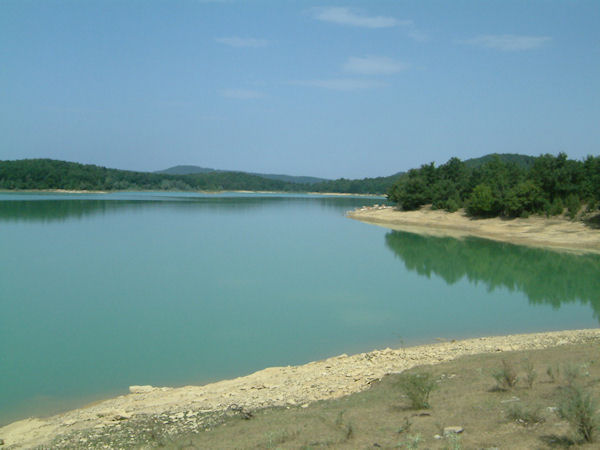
xmin=2 ymin=329 xmax=600 ymax=448
xmin=347 ymin=206 xmax=600 ymax=254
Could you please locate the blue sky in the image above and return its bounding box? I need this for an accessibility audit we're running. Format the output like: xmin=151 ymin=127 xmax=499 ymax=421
xmin=1 ymin=0 xmax=598 ymax=178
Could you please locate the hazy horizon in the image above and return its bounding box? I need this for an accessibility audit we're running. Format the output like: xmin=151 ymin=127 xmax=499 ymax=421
xmin=1 ymin=1 xmax=599 ymax=178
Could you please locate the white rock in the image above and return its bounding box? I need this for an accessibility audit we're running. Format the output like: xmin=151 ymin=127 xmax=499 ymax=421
xmin=129 ymin=385 xmax=155 ymax=394
xmin=443 ymin=426 xmax=464 ymax=435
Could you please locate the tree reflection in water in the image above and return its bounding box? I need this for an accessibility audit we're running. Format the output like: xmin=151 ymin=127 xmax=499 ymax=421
xmin=385 ymin=230 xmax=600 ymax=320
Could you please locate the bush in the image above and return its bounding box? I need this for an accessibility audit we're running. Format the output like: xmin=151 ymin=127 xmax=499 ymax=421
xmin=522 ymin=359 xmax=537 ymax=389
xmin=566 ymin=194 xmax=582 ymax=219
xmin=467 ymin=184 xmax=497 ymax=217
xmin=492 ymin=360 xmax=518 ymax=390
xmin=397 ymin=372 xmax=437 ymax=409
xmin=558 ymin=386 xmax=599 ymax=442
xmin=547 ymin=197 xmax=564 ymax=216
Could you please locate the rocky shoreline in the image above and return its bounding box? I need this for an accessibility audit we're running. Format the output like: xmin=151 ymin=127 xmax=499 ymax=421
xmin=2 ymin=329 xmax=600 ymax=448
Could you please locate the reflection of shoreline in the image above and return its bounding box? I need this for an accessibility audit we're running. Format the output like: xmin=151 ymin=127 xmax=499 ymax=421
xmin=348 ymin=206 xmax=600 ymax=255
xmin=385 ymin=230 xmax=600 ymax=320
xmin=0 ymin=195 xmax=382 ymax=223
xmin=2 ymin=329 xmax=599 ymax=448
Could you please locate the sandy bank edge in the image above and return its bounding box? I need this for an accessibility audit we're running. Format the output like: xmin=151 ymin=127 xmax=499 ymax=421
xmin=347 ymin=206 xmax=600 ymax=254
xmin=2 ymin=329 xmax=600 ymax=448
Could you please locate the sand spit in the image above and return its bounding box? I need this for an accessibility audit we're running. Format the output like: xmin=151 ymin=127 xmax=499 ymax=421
xmin=2 ymin=329 xmax=600 ymax=448
xmin=347 ymin=206 xmax=600 ymax=254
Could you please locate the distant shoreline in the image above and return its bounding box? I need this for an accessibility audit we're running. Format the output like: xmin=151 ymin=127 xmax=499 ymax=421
xmin=0 ymin=189 xmax=384 ymax=197
xmin=347 ymin=205 xmax=600 ymax=254
xmin=2 ymin=329 xmax=599 ymax=448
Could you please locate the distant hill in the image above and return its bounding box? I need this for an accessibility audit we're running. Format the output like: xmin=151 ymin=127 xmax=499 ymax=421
xmin=0 ymin=159 xmax=297 ymax=192
xmin=0 ymin=153 xmax=547 ymax=196
xmin=464 ymin=153 xmax=536 ymax=169
xmin=157 ymin=165 xmax=327 ymax=185
xmin=157 ymin=165 xmax=215 ymax=175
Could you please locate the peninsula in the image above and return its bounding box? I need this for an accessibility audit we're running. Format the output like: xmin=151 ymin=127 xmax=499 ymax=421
xmin=348 ymin=205 xmax=600 ymax=254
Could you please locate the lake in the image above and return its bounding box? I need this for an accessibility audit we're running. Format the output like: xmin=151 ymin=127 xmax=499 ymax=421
xmin=1 ymin=192 xmax=598 ymax=425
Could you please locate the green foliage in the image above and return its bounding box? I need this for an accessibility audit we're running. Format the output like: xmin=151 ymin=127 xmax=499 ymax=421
xmin=522 ymin=359 xmax=537 ymax=389
xmin=467 ymin=184 xmax=497 ymax=217
xmin=492 ymin=360 xmax=519 ymax=390
xmin=387 ymin=153 xmax=600 ymax=219
xmin=0 ymin=159 xmax=404 ymax=195
xmin=396 ymin=372 xmax=437 ymax=409
xmin=566 ymin=194 xmax=581 ymax=219
xmin=547 ymin=197 xmax=564 ymax=216
xmin=558 ymin=386 xmax=599 ymax=442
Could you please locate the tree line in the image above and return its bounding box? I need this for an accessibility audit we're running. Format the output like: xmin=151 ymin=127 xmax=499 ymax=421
xmin=387 ymin=153 xmax=600 ymax=218
xmin=0 ymin=159 xmax=297 ymax=192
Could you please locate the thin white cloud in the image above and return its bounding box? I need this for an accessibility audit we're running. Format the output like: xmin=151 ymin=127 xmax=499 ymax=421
xmin=291 ymin=79 xmax=386 ymax=91
xmin=215 ymin=37 xmax=269 ymax=48
xmin=311 ymin=7 xmax=403 ymax=29
xmin=461 ymin=34 xmax=551 ymax=51
xmin=343 ymin=56 xmax=408 ymax=75
xmin=310 ymin=7 xmax=428 ymax=41
xmin=220 ymin=89 xmax=263 ymax=99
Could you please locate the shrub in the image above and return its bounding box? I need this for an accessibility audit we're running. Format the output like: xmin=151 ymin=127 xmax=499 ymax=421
xmin=547 ymin=365 xmax=560 ymax=383
xmin=492 ymin=360 xmax=518 ymax=390
xmin=558 ymin=386 xmax=599 ymax=443
xmin=467 ymin=184 xmax=497 ymax=217
xmin=547 ymin=197 xmax=564 ymax=216
xmin=566 ymin=194 xmax=582 ymax=219
xmin=507 ymin=404 xmax=545 ymax=426
xmin=397 ymin=372 xmax=437 ymax=409
xmin=522 ymin=359 xmax=537 ymax=389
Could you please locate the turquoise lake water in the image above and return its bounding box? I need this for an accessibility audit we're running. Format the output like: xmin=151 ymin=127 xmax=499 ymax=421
xmin=1 ymin=192 xmax=599 ymax=425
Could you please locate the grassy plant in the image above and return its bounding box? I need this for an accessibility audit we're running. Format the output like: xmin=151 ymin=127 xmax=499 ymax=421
xmin=558 ymin=386 xmax=599 ymax=443
xmin=397 ymin=417 xmax=412 ymax=434
xmin=506 ymin=404 xmax=545 ymax=426
xmin=564 ymin=363 xmax=581 ymax=386
xmin=444 ymin=433 xmax=462 ymax=450
xmin=397 ymin=372 xmax=437 ymax=409
xmin=492 ymin=360 xmax=519 ymax=390
xmin=334 ymin=411 xmax=353 ymax=441
xmin=522 ymin=358 xmax=537 ymax=389
xmin=400 ymin=433 xmax=422 ymax=449
xmin=547 ymin=365 xmax=560 ymax=383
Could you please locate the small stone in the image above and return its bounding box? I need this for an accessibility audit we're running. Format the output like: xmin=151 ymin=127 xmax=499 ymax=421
xmin=301 ymin=403 xmax=309 ymax=408
xmin=434 ymin=434 xmax=442 ymax=440
xmin=443 ymin=426 xmax=464 ymax=435
xmin=112 ymin=411 xmax=131 ymax=421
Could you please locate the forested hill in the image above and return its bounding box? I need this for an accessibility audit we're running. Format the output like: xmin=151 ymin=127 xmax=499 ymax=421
xmin=464 ymin=153 xmax=536 ymax=170
xmin=0 ymin=159 xmax=298 ymax=192
xmin=157 ymin=165 xmax=327 ymax=185
xmin=0 ymin=158 xmax=404 ymax=194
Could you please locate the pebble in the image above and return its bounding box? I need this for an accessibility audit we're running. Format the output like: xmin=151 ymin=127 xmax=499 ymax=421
xmin=443 ymin=426 xmax=464 ymax=435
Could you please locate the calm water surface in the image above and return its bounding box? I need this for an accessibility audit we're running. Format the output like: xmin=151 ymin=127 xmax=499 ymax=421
xmin=1 ymin=192 xmax=598 ymax=425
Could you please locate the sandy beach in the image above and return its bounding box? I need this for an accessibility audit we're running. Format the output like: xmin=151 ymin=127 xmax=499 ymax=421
xmin=2 ymin=329 xmax=600 ymax=448
xmin=347 ymin=205 xmax=600 ymax=254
